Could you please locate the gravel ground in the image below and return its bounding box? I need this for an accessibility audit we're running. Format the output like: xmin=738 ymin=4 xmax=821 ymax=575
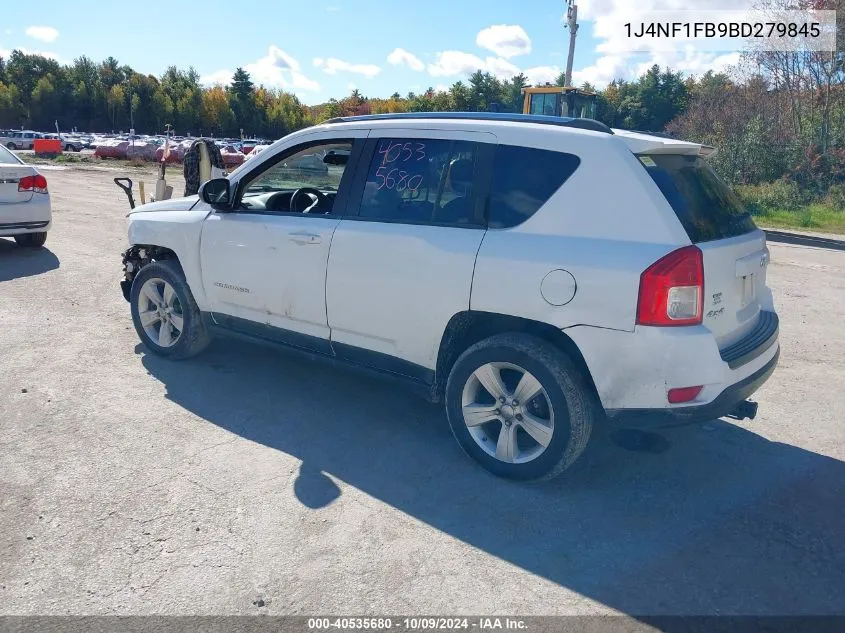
xmin=1 ymin=167 xmax=844 ymax=617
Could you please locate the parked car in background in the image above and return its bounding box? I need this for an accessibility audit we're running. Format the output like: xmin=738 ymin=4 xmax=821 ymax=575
xmin=2 ymin=130 xmax=44 ymax=150
xmin=44 ymin=133 xmax=85 ymax=152
xmin=241 ymin=139 xmax=261 ymax=154
xmin=0 ymin=144 xmax=51 ymax=247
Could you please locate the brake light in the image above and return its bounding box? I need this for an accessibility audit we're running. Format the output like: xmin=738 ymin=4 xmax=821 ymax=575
xmin=637 ymin=245 xmax=703 ymax=326
xmin=18 ymin=174 xmax=48 ymax=194
xmin=668 ymin=386 xmax=703 ymax=404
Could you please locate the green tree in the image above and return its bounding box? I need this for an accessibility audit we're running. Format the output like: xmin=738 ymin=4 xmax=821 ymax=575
xmin=449 ymin=81 xmax=471 ymax=111
xmin=107 ymin=84 xmax=126 ymax=129
xmin=0 ymin=80 xmax=23 ymax=126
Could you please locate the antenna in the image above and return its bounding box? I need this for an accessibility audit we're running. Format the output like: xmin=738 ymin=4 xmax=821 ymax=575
xmin=564 ymin=0 xmax=579 ymax=88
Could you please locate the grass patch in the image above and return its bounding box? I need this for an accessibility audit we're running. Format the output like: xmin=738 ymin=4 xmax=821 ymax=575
xmin=53 ymin=153 xmax=96 ymax=164
xmin=19 ymin=152 xmax=154 ymax=171
xmin=752 ymin=203 xmax=845 ymax=234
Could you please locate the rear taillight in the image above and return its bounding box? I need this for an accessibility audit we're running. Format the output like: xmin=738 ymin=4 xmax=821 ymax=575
xmin=18 ymin=174 xmax=48 ymax=194
xmin=637 ymin=245 xmax=704 ymax=326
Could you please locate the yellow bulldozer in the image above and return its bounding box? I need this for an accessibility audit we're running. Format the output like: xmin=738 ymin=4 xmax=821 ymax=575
xmin=521 ymin=85 xmax=598 ymax=120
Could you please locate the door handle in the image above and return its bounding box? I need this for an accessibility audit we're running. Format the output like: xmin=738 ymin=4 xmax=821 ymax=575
xmin=288 ymin=232 xmax=321 ymax=245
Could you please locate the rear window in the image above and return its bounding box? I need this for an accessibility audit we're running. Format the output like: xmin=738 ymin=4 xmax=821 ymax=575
xmin=487 ymin=145 xmax=581 ymax=229
xmin=641 ymin=154 xmax=756 ymax=243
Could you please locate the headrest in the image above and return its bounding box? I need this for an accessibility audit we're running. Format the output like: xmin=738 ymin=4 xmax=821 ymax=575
xmin=448 ymin=158 xmax=474 ymax=186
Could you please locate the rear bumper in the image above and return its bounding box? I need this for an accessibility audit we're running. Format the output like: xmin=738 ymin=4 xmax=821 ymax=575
xmin=0 ymin=220 xmax=52 ymax=236
xmin=607 ymin=346 xmax=779 ymax=427
xmin=566 ymin=310 xmax=781 ymax=416
xmin=0 ymin=196 xmax=52 ymax=236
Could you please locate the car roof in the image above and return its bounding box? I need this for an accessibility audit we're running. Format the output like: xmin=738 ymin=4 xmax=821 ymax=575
xmin=323 ymin=112 xmax=614 ymax=135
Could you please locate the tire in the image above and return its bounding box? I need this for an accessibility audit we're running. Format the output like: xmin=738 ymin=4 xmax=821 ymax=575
xmin=445 ymin=333 xmax=597 ymax=481
xmin=14 ymin=232 xmax=47 ymax=247
xmin=7 ymin=142 xmax=17 ymax=150
xmin=130 ymin=259 xmax=211 ymax=360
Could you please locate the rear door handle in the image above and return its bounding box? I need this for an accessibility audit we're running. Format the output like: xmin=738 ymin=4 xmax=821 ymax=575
xmin=288 ymin=232 xmax=321 ymax=245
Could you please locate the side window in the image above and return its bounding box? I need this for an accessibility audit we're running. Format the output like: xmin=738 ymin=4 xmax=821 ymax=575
xmin=359 ymin=138 xmax=480 ymax=226
xmin=487 ymin=145 xmax=581 ymax=229
xmin=240 ymin=141 xmax=352 ymax=214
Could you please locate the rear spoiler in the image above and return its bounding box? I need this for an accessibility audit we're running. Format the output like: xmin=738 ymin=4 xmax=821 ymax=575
xmin=612 ymin=129 xmax=717 ymax=158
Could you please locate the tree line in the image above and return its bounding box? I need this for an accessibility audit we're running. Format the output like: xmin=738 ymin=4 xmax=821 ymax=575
xmin=0 ymin=5 xmax=842 ymax=208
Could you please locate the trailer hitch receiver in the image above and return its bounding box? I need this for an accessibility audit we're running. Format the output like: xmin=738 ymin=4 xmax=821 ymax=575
xmin=728 ymin=400 xmax=758 ymax=421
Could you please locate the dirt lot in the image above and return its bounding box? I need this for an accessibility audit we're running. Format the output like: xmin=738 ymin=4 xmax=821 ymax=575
xmin=1 ymin=166 xmax=844 ymax=617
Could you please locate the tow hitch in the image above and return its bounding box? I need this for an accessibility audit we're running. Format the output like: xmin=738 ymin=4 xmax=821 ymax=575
xmin=728 ymin=400 xmax=758 ymax=421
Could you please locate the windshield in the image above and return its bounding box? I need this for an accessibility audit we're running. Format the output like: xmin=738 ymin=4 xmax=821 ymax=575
xmin=640 ymin=154 xmax=757 ymax=243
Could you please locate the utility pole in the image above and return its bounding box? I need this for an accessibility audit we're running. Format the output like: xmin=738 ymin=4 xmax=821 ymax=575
xmin=564 ymin=0 xmax=579 ymax=88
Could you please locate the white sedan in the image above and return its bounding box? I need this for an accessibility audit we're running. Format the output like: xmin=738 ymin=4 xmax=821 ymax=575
xmin=0 ymin=144 xmax=51 ymax=247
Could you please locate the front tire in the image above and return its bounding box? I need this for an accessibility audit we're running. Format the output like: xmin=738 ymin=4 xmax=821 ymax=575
xmin=6 ymin=142 xmax=17 ymax=150
xmin=130 ymin=260 xmax=211 ymax=360
xmin=445 ymin=333 xmax=596 ymax=481
xmin=14 ymin=232 xmax=47 ymax=247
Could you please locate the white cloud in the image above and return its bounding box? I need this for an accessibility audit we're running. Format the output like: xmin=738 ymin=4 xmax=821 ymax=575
xmin=476 ymin=24 xmax=532 ymax=58
xmin=523 ymin=65 xmax=562 ymax=85
xmin=485 ymin=57 xmax=521 ymax=79
xmin=6 ymin=47 xmax=61 ymax=61
xmin=571 ymin=54 xmax=632 ymax=86
xmin=4 ymin=29 xmax=11 ymax=36
xmin=25 ymin=25 xmax=59 ymax=43
xmin=201 ymin=46 xmax=320 ymax=96
xmin=427 ymin=51 xmax=519 ymax=79
xmin=435 ymin=84 xmax=449 ymax=93
xmin=566 ymin=0 xmax=752 ymax=88
xmin=427 ymin=51 xmax=484 ymax=77
xmin=247 ymin=46 xmax=321 ymax=91
xmin=200 ymin=69 xmax=234 ymax=87
xmin=387 ymin=48 xmax=424 ymax=72
xmin=326 ymin=5 xmax=340 ymax=11
xmin=313 ymin=57 xmax=382 ymax=78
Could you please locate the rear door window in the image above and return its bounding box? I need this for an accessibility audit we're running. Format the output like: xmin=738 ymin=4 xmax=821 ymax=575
xmin=357 ymin=138 xmax=482 ymax=227
xmin=487 ymin=145 xmax=581 ymax=229
xmin=640 ymin=154 xmax=756 ymax=243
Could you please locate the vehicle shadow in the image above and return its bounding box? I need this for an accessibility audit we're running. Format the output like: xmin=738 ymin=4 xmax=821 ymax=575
xmin=140 ymin=337 xmax=845 ymax=617
xmin=0 ymin=238 xmax=60 ymax=282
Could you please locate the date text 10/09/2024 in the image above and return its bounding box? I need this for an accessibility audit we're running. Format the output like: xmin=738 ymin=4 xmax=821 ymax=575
xmin=625 ymin=21 xmax=822 ymax=39
xmin=307 ymin=617 xmax=528 ymax=630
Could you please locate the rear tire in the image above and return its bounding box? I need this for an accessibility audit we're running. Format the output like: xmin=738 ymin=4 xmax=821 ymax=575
xmin=14 ymin=232 xmax=47 ymax=248
xmin=130 ymin=260 xmax=211 ymax=360
xmin=445 ymin=333 xmax=596 ymax=481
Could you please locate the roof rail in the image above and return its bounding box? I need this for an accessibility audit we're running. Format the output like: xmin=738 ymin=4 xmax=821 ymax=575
xmin=323 ymin=112 xmax=614 ymax=135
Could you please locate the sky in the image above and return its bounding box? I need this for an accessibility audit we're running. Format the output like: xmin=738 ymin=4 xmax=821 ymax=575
xmin=0 ymin=0 xmax=754 ymax=105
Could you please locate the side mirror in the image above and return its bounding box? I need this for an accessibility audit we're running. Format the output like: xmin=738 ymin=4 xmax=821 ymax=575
xmin=200 ymin=178 xmax=232 ymax=210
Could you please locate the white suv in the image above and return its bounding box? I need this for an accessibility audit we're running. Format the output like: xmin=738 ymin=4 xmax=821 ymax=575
xmin=120 ymin=113 xmax=779 ymax=481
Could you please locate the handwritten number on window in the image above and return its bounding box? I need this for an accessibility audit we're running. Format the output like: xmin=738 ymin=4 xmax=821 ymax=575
xmin=377 ymin=140 xmax=427 ymax=166
xmin=373 ymin=140 xmax=428 ymax=192
xmin=375 ymin=168 xmax=422 ymax=192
